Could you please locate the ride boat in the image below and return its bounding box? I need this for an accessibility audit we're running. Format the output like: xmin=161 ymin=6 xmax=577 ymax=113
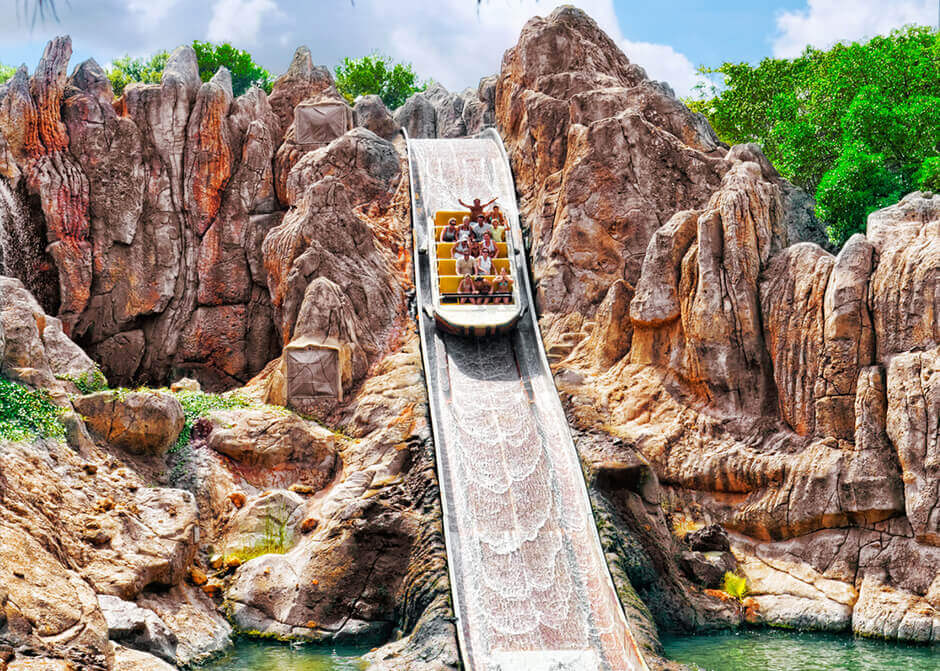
xmin=427 ymin=209 xmax=522 ymax=336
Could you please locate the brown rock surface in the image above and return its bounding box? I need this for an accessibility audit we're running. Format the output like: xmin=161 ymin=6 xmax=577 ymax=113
xmin=266 ymin=46 xmax=333 ymax=141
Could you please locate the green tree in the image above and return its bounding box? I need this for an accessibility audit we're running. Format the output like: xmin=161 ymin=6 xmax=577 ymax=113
xmin=107 ymin=51 xmax=169 ymax=96
xmin=0 ymin=63 xmax=15 ymax=84
xmin=334 ymin=54 xmax=427 ymax=110
xmin=690 ymin=26 xmax=940 ymax=246
xmin=191 ymin=40 xmax=273 ymax=95
xmin=107 ymin=41 xmax=273 ymax=98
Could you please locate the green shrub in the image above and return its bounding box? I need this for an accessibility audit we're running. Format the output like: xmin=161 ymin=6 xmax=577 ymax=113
xmin=0 ymin=376 xmax=65 ymax=441
xmin=722 ymin=571 xmax=748 ymax=601
xmin=335 ymin=53 xmax=427 ymax=109
xmin=0 ymin=63 xmax=15 ymax=85
xmin=192 ymin=41 xmax=273 ymax=95
xmin=57 ymin=366 xmax=109 ymax=395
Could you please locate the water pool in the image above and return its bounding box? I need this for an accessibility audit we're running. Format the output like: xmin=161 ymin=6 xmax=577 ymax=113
xmin=197 ymin=639 xmax=371 ymax=670
xmin=662 ymin=629 xmax=938 ymax=671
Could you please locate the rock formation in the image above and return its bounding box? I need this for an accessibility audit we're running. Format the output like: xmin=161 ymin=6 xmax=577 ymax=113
xmin=501 ymin=3 xmax=937 ymax=651
xmin=0 ymin=6 xmax=936 ymax=670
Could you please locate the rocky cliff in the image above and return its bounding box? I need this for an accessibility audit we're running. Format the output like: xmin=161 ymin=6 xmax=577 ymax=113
xmin=0 ymin=6 xmax=936 ymax=671
xmin=509 ymin=6 xmax=937 ymax=648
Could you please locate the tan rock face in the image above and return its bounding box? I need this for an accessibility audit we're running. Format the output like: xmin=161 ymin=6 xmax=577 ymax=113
xmin=510 ymin=7 xmax=933 ymax=643
xmin=206 ymin=406 xmax=338 ymax=484
xmin=868 ymin=192 xmax=939 ymax=360
xmin=496 ymin=6 xmax=729 ymax=327
xmin=0 ymin=526 xmax=111 ymax=670
xmin=886 ymin=346 xmax=940 ymax=545
xmin=262 ymin=139 xmax=403 ymax=355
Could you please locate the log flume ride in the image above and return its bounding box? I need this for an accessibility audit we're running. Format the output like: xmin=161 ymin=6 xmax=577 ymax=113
xmin=406 ymin=128 xmax=650 ymax=671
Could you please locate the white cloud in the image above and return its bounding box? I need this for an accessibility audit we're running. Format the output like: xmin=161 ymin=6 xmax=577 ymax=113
xmin=207 ymin=0 xmax=282 ymax=46
xmin=619 ymin=39 xmax=704 ymax=98
xmin=125 ymin=0 xmax=185 ymax=25
xmin=772 ymin=0 xmax=935 ymax=58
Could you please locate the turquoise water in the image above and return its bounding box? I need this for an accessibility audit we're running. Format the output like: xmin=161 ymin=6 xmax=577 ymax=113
xmin=197 ymin=640 xmax=371 ymax=670
xmin=663 ymin=629 xmax=938 ymax=671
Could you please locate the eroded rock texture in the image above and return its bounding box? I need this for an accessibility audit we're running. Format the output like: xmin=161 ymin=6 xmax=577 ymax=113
xmin=516 ymin=6 xmax=937 ymax=647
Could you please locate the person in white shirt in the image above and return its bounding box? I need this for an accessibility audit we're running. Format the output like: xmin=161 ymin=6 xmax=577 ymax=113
xmin=474 ymin=247 xmax=494 ymax=276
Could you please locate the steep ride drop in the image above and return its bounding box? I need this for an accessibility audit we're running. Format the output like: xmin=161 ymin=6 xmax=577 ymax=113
xmin=407 ymin=129 xmax=649 ymax=671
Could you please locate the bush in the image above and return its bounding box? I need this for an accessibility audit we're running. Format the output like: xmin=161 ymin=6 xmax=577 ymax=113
xmin=107 ymin=41 xmax=273 ymax=97
xmin=0 ymin=376 xmax=65 ymax=441
xmin=690 ymin=26 xmax=940 ymax=246
xmin=0 ymin=63 xmax=15 ymax=85
xmin=192 ymin=40 xmax=273 ymax=95
xmin=335 ymin=53 xmax=427 ymax=109
xmin=722 ymin=571 xmax=748 ymax=601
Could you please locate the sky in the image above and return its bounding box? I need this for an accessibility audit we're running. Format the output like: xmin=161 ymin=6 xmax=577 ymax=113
xmin=0 ymin=0 xmax=937 ymax=98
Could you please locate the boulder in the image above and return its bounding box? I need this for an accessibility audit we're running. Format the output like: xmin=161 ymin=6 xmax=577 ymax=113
xmin=206 ymin=406 xmax=337 ymax=478
xmin=678 ymin=550 xmax=735 ymax=589
xmin=354 ymin=94 xmax=400 ymax=140
xmin=0 ymin=275 xmax=99 ymax=397
xmin=97 ymin=595 xmax=178 ymax=664
xmin=73 ymin=390 xmax=184 ymax=456
xmin=111 ymin=643 xmax=177 ymax=671
xmin=424 ymin=83 xmax=465 ymax=138
xmin=219 ymin=490 xmax=306 ymax=557
xmin=685 ymin=525 xmax=731 ymax=553
xmin=394 ymin=92 xmax=436 ymax=138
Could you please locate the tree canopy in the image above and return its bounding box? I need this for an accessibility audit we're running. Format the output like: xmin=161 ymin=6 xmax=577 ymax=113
xmin=689 ymin=26 xmax=940 ymax=246
xmin=334 ymin=54 xmax=426 ymax=110
xmin=107 ymin=41 xmax=273 ymax=97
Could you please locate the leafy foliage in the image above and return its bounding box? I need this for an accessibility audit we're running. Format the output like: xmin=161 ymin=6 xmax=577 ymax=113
xmin=107 ymin=51 xmax=169 ymax=96
xmin=107 ymin=41 xmax=273 ymax=97
xmin=722 ymin=572 xmax=748 ymax=601
xmin=915 ymin=156 xmax=940 ymax=192
xmin=0 ymin=63 xmax=15 ymax=85
xmin=690 ymin=26 xmax=940 ymax=246
xmin=0 ymin=376 xmax=65 ymax=441
xmin=57 ymin=366 xmax=109 ymax=395
xmin=334 ymin=53 xmax=427 ymax=109
xmin=192 ymin=40 xmax=273 ymax=95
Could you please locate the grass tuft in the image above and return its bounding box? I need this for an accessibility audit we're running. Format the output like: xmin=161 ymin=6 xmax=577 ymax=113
xmin=722 ymin=571 xmax=748 ymax=601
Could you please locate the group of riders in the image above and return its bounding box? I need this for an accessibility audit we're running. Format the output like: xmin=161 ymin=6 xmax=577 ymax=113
xmin=441 ymin=198 xmax=513 ymax=304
